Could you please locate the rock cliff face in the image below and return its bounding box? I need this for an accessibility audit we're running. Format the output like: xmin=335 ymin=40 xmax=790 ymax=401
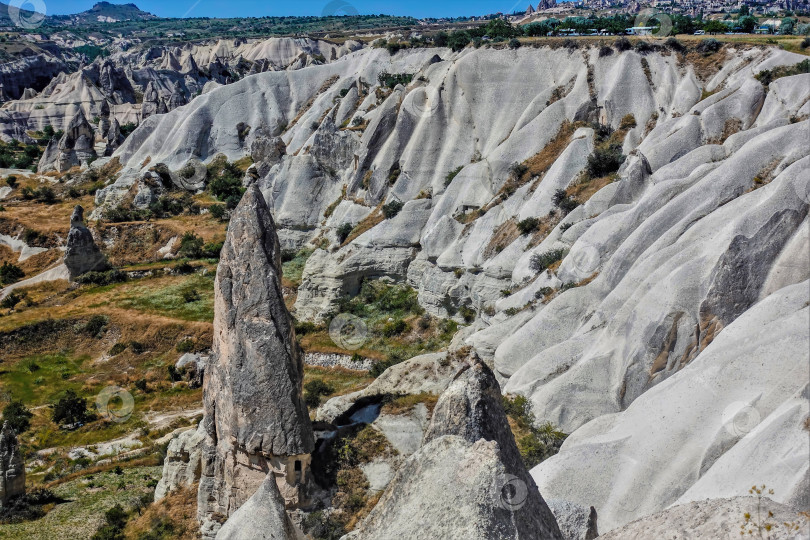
xmin=198 ymin=184 xmax=314 ymax=538
xmin=64 ymin=205 xmax=107 ymax=279
xmin=0 ymin=37 xmax=363 ymax=143
xmin=38 ymin=110 xmax=98 ymax=172
xmin=91 ymin=43 xmax=809 ymax=533
xmin=154 ymin=425 xmax=205 ymax=501
xmin=0 ymin=422 xmax=25 ymax=506
xmin=347 ymin=357 xmax=562 ymax=539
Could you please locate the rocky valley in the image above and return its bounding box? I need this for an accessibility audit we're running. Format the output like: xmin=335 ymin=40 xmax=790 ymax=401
xmin=0 ymin=5 xmax=808 ymax=540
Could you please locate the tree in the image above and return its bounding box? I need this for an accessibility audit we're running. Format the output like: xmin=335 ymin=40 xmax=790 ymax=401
xmin=2 ymin=401 xmax=32 ymax=433
xmin=739 ymin=4 xmax=749 ymax=16
xmin=779 ymin=17 xmax=795 ymax=35
xmin=179 ymin=232 xmax=204 ymax=258
xmin=51 ymin=389 xmax=91 ymax=426
xmin=0 ymin=262 xmax=24 ymax=285
xmin=739 ymin=16 xmax=757 ymax=33
xmin=703 ymin=20 xmax=728 ymax=34
xmin=484 ymin=18 xmax=521 ymax=38
xmin=447 ymin=30 xmax=471 ymax=51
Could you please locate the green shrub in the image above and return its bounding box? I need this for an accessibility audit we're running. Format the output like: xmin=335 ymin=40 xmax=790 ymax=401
xmin=696 ymin=38 xmax=721 ymax=54
xmin=130 ymin=341 xmax=144 ymax=354
xmin=178 ymin=232 xmax=204 ymax=259
xmin=755 ymin=59 xmax=810 ymax=86
xmin=0 ymin=291 xmax=25 ymax=309
xmin=0 ymin=262 xmax=24 ymax=285
xmin=614 ymin=37 xmax=631 ymax=51
xmin=382 ymin=200 xmax=404 ymax=219
xmin=516 ymin=217 xmax=539 ymax=235
xmin=167 ymin=365 xmax=181 ymax=382
xmin=5 ymin=176 xmax=17 ymax=188
xmin=294 ymin=320 xmax=319 ymax=335
xmin=380 ymin=318 xmax=408 ymax=337
xmin=76 ymin=269 xmax=125 ymax=286
xmin=529 ymin=248 xmax=566 ymax=273
xmin=336 ymin=223 xmax=354 ymax=243
xmin=508 ymin=38 xmax=521 ymax=49
xmin=304 ymin=379 xmax=335 ymax=408
xmin=22 ymin=228 xmax=46 ymax=246
xmin=134 ymin=379 xmax=147 ymax=393
xmin=2 ymin=401 xmax=32 ymax=433
xmin=502 ymin=394 xmax=566 ymax=468
xmin=552 ymin=189 xmax=579 ymax=213
xmin=444 ymin=166 xmax=463 ymax=187
xmin=458 ymin=305 xmax=476 ymax=323
xmin=82 ymin=315 xmax=108 ymax=337
xmin=377 ymin=71 xmax=413 ymax=88
xmin=109 ymin=342 xmax=127 ymax=356
xmin=586 ymin=144 xmax=624 ymax=178
xmin=36 ymin=186 xmax=56 ymax=204
xmin=181 ymin=288 xmax=200 ymax=303
xmin=209 ymin=204 xmax=226 ymax=220
xmin=176 ymin=338 xmax=194 ymax=353
xmin=208 ymin=161 xmax=245 ymax=204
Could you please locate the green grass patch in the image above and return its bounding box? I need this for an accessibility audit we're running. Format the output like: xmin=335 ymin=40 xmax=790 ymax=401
xmin=0 ymin=352 xmax=89 ymax=406
xmin=282 ymin=248 xmax=314 ymax=287
xmin=0 ymin=465 xmax=161 ymax=540
xmin=116 ymin=274 xmax=215 ymax=322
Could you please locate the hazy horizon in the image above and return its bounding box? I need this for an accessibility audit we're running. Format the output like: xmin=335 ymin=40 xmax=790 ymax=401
xmin=5 ymin=0 xmax=570 ymax=20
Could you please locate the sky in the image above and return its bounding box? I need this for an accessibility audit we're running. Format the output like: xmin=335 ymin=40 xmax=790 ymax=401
xmin=13 ymin=0 xmax=550 ymax=19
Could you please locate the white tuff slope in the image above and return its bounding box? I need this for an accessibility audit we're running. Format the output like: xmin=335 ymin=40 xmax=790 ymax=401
xmin=105 ymin=43 xmax=810 ymax=532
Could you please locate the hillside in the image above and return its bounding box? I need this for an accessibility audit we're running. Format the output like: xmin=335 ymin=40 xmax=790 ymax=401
xmin=0 ymin=34 xmax=807 ymax=540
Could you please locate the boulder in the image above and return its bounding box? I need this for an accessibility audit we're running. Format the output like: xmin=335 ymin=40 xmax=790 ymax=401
xmin=64 ymin=205 xmax=108 ymax=280
xmin=175 ymin=353 xmax=206 ymax=389
xmin=214 ymin=474 xmax=300 ymax=540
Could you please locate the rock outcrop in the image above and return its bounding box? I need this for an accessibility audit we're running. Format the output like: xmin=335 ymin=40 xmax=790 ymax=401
xmin=599 ymin=496 xmax=809 ymax=540
xmin=73 ymin=43 xmax=810 ymax=533
xmin=348 ymin=357 xmax=562 ymax=540
xmin=214 ymin=474 xmax=300 ymax=540
xmin=198 ymin=185 xmax=315 ymax=538
xmin=64 ymin=205 xmax=108 ymax=279
xmin=175 ymin=352 xmax=206 ymax=389
xmin=0 ymin=422 xmax=25 ymax=506
xmin=154 ymin=424 xmax=205 ymax=501
xmin=37 ymin=110 xmax=98 ymax=172
xmin=546 ymin=500 xmax=598 ymax=540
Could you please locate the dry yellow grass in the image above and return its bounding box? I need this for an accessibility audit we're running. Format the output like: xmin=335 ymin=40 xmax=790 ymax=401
xmin=124 ymin=486 xmax=200 ymax=540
